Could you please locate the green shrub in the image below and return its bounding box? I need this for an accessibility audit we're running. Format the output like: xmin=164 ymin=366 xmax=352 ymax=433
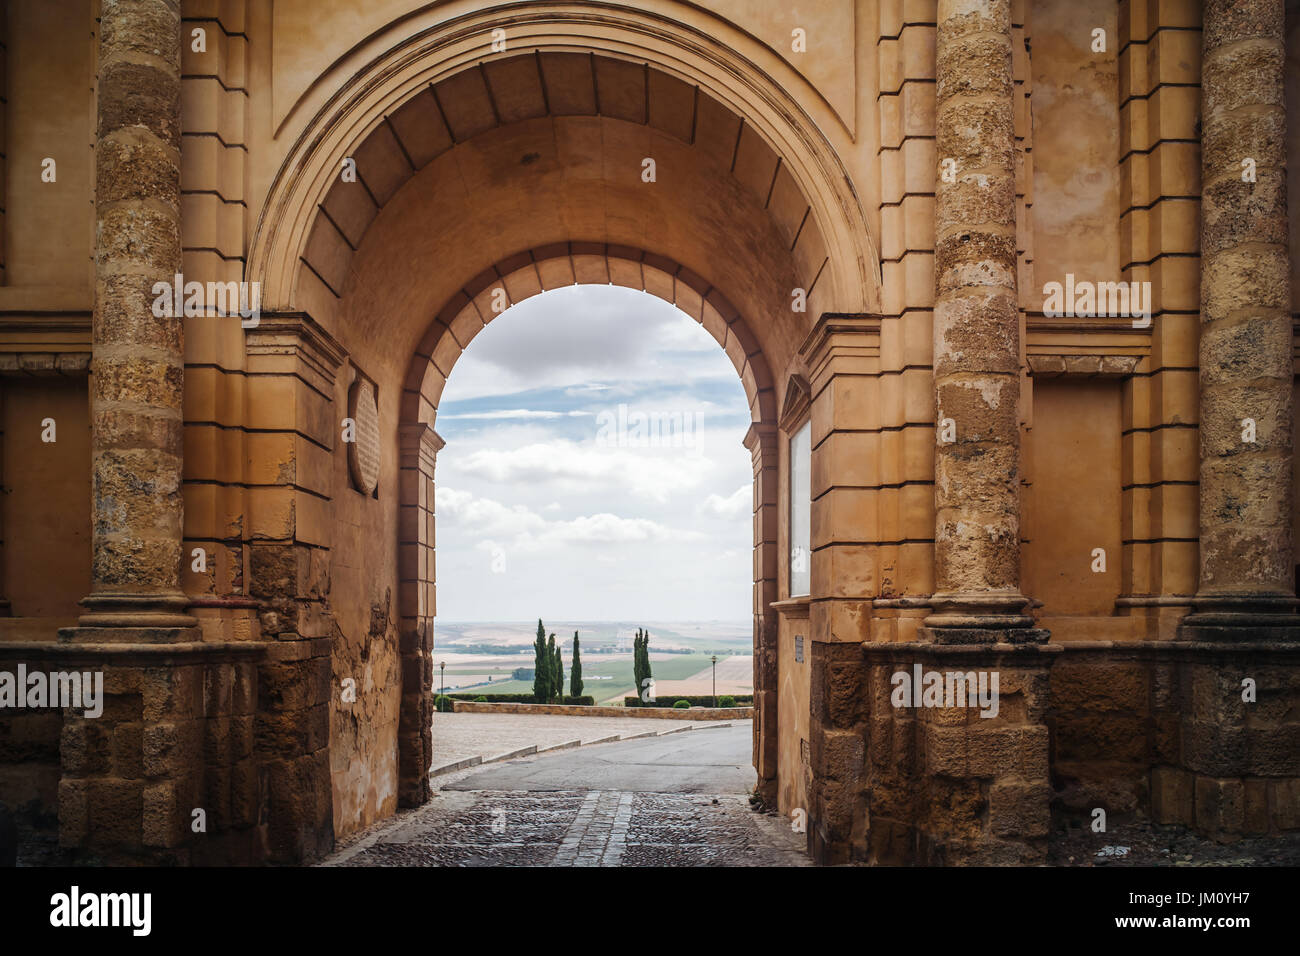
xmin=434 ymin=695 xmax=453 ymax=712
xmin=474 ymin=696 xmax=488 ymax=702
xmin=624 ymin=694 xmax=753 ymax=708
xmin=562 ymin=696 xmax=595 ymax=706
xmin=673 ymin=699 xmax=691 ymax=709
xmin=718 ymin=695 xmax=736 ymax=708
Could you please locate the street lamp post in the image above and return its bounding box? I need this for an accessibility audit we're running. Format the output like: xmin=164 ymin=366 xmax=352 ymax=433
xmin=710 ymin=654 xmax=718 ymax=708
xmin=439 ymin=660 xmax=446 ymax=704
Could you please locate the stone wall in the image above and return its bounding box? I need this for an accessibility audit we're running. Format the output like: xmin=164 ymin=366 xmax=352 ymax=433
xmin=451 ymin=701 xmax=753 ymax=720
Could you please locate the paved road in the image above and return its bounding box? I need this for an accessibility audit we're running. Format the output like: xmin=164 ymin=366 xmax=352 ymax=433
xmin=444 ymin=722 xmax=755 ymax=793
xmin=325 ymin=723 xmax=808 ymax=867
xmin=428 ymin=711 xmax=705 ymax=769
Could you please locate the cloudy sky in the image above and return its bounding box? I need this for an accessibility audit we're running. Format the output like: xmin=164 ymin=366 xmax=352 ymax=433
xmin=433 ymin=285 xmax=754 ymax=622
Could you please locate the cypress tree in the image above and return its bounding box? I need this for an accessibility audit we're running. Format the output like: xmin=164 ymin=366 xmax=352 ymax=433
xmin=632 ymin=629 xmax=644 ymax=697
xmin=546 ymin=633 xmax=558 ymax=702
xmin=641 ymin=627 xmax=653 ymax=688
xmin=570 ymin=632 xmax=583 ymax=698
xmin=532 ymin=619 xmax=549 ymax=703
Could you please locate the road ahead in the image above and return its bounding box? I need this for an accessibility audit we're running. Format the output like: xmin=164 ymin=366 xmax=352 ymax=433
xmin=444 ymin=722 xmax=755 ymax=794
xmin=325 ymin=722 xmax=809 ymax=867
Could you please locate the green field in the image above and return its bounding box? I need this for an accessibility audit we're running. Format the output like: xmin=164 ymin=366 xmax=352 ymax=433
xmin=454 ymin=653 xmax=716 ymax=704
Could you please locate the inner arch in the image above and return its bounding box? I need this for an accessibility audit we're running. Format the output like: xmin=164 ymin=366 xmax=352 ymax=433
xmin=400 ymin=243 xmax=778 ymax=433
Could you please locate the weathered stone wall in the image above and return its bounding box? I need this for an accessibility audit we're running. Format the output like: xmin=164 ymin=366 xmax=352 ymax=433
xmin=1 ymin=0 xmax=1299 ymax=867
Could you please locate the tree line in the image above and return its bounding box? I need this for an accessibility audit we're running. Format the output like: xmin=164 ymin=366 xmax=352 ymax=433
xmin=531 ymin=621 xmax=654 ymax=703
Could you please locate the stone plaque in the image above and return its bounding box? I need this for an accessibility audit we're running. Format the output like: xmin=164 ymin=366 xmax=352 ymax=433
xmin=795 ymin=634 xmax=804 ymax=663
xmin=348 ymin=377 xmax=380 ymax=496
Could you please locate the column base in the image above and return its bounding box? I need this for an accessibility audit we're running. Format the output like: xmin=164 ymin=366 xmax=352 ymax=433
xmin=919 ymin=626 xmax=1050 ymax=645
xmin=76 ymin=591 xmax=198 ymax=631
xmin=59 ymin=625 xmax=202 ymax=644
xmin=1180 ymin=593 xmax=1300 ymax=641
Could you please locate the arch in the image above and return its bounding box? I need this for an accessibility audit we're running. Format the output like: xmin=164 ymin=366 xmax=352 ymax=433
xmin=398 ymin=242 xmax=777 ymax=432
xmin=248 ymin=5 xmax=879 ymax=319
xmin=240 ymin=2 xmax=866 ymax=825
xmin=393 ymin=244 xmax=782 ymax=807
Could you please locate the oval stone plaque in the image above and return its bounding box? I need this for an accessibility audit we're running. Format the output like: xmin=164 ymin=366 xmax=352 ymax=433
xmin=348 ymin=378 xmax=380 ymax=496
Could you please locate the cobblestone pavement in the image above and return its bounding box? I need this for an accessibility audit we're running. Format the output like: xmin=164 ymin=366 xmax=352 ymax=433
xmin=325 ymin=789 xmax=808 ymax=867
xmin=324 ymin=722 xmax=809 ymax=867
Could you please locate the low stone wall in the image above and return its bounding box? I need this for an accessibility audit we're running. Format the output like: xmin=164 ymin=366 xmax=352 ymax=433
xmin=808 ymin=637 xmax=1300 ymax=865
xmin=451 ymin=701 xmax=752 ymax=720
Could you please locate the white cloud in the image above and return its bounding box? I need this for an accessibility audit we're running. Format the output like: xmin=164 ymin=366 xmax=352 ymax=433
xmin=438 ymin=409 xmax=592 ymax=421
xmin=700 ymin=485 xmax=751 ymax=520
xmin=431 ymin=285 xmax=753 ymax=620
xmin=453 ymin=440 xmax=716 ymax=503
xmin=438 ymin=486 xmax=698 ymax=554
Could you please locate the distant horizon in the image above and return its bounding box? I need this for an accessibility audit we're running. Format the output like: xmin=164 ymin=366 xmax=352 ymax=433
xmin=436 ymin=618 xmax=752 ymax=624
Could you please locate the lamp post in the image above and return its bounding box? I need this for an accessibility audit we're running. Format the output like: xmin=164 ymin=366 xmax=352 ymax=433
xmin=439 ymin=660 xmax=446 ymax=702
xmin=710 ymin=654 xmax=718 ymax=708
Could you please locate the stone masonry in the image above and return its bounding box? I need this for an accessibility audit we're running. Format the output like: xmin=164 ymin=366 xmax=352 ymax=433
xmin=0 ymin=0 xmax=1298 ymax=867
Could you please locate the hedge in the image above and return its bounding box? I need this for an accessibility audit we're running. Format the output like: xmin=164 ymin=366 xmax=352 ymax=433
xmin=623 ymin=694 xmax=753 ymax=708
xmin=446 ymin=693 xmax=596 ymax=706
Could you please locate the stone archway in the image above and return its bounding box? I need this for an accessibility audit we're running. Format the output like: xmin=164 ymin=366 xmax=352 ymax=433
xmin=240 ymin=16 xmax=878 ymax=837
xmin=392 ymin=243 xmax=781 ymax=807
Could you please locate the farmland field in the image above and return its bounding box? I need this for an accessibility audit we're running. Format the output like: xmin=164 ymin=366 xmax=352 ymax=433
xmin=430 ymin=620 xmax=753 ymax=703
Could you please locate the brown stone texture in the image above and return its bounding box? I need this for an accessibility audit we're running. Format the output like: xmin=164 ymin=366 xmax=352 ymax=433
xmin=3 ymin=0 xmax=1300 ymax=868
xmin=85 ymin=0 xmax=190 ymax=625
xmin=1191 ymin=0 xmax=1297 ymax=621
xmin=928 ymin=0 xmax=1033 ymax=631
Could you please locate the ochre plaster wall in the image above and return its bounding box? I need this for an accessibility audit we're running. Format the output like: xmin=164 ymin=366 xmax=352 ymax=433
xmin=2 ymin=378 xmax=91 ymax=623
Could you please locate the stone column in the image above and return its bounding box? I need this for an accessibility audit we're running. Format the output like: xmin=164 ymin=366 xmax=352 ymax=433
xmin=1183 ymin=0 xmax=1299 ymax=636
xmin=926 ymin=0 xmax=1042 ymax=641
xmin=743 ymin=422 xmax=778 ymax=805
xmin=398 ymin=423 xmax=444 ymax=808
xmin=80 ymin=0 xmax=193 ymax=631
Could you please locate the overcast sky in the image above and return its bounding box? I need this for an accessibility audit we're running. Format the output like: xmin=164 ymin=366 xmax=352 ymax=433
xmin=433 ymin=284 xmax=753 ymax=622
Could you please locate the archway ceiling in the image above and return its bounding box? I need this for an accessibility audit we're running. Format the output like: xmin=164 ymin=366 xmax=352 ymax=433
xmin=294 ymin=53 xmax=830 ymax=383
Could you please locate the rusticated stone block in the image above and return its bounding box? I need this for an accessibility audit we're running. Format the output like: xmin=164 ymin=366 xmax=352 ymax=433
xmin=1245 ymin=723 xmax=1300 ymax=776
xmin=1195 ymin=775 xmax=1245 ymax=839
xmin=142 ymin=665 xmax=204 ymax=722
xmin=258 ymin=657 xmax=331 ymax=711
xmin=59 ymin=720 xmax=108 ymax=776
xmin=826 ymin=661 xmax=866 ymax=728
xmin=204 ymin=716 xmax=232 ymax=765
xmin=142 ymin=719 xmax=204 ymax=777
xmin=86 ymin=778 xmax=144 ymax=847
xmin=204 ymin=665 xmax=234 ymax=717
xmin=142 ymin=780 xmax=184 ymax=848
xmin=230 ymin=714 xmax=254 ymax=761
xmin=822 ymin=730 xmax=865 ymax=784
xmin=1244 ymin=779 xmax=1269 ymax=833
xmin=926 ymin=724 xmax=1047 ymax=779
xmin=232 ymin=663 xmax=257 ymax=716
xmin=1181 ymin=719 xmax=1249 ymax=777
xmin=1151 ymin=766 xmax=1194 ymax=825
xmin=1271 ymin=779 xmax=1300 ymax=830
xmin=990 ymin=781 xmax=1051 ymax=838
xmin=57 ymin=779 xmax=90 ymax=846
xmin=108 ymin=721 xmax=144 ymax=778
xmin=924 ymin=776 xmax=986 ymax=842
xmin=230 ymin=759 xmax=262 ymax=830
xmin=1052 ymin=660 xmax=1145 ymax=714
